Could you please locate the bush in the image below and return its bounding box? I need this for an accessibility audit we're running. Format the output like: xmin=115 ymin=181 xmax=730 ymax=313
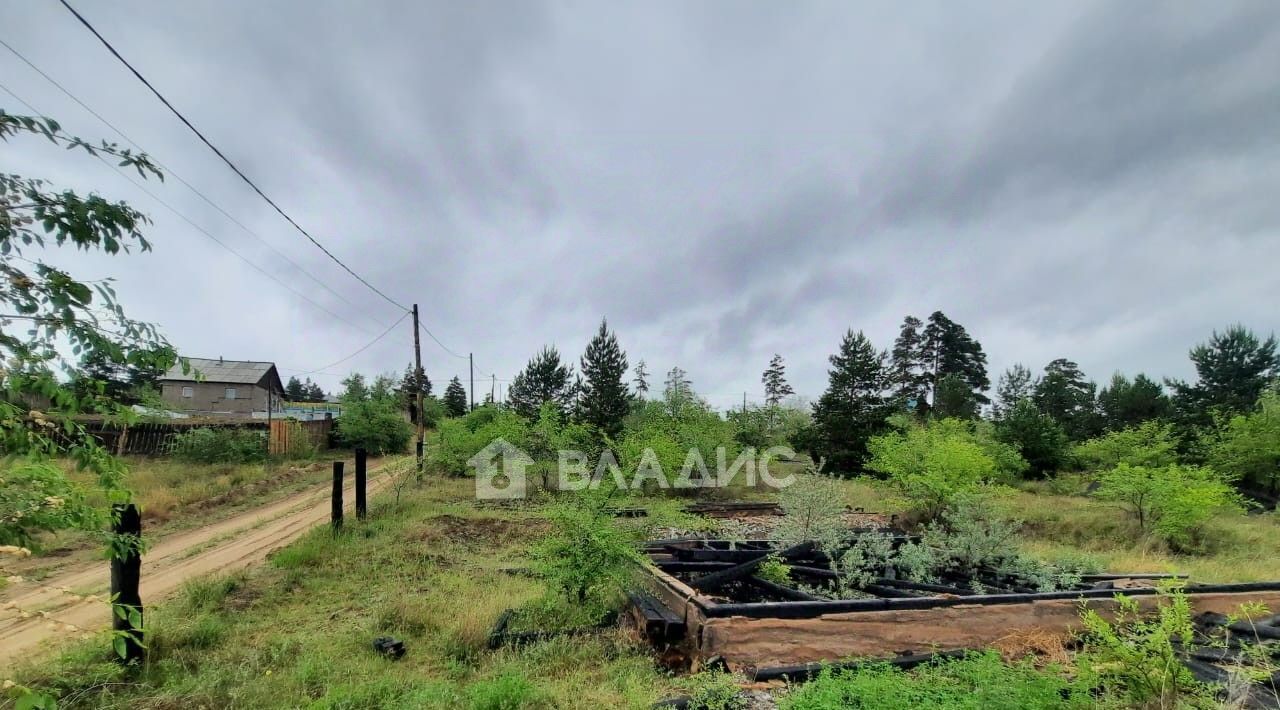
xmin=1093 ymin=463 xmax=1243 ymax=550
xmin=466 ymin=672 xmax=544 ymax=710
xmin=529 ymin=493 xmax=643 ymax=615
xmin=1205 ymin=390 xmax=1280 ymax=497
xmin=1075 ymin=421 xmax=1180 ymax=471
xmin=1075 ymin=586 xmax=1216 ymax=708
xmin=429 ymin=407 xmax=531 ymax=477
xmin=615 ymin=399 xmax=741 ymax=493
xmin=0 ymin=460 xmax=97 ymax=546
xmin=779 ymin=651 xmax=1091 ymax=710
xmin=994 ymin=400 xmax=1071 ymax=476
xmin=867 ymin=418 xmax=1021 ymax=519
xmin=335 ymin=396 xmax=413 ymax=455
xmin=170 ymin=427 xmax=267 ymax=464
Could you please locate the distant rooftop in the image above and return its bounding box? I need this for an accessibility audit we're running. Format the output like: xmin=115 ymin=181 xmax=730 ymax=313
xmin=161 ymin=357 xmax=278 ymax=385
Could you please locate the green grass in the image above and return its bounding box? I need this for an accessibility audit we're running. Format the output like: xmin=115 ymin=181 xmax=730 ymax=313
xmin=8 ymin=477 xmax=682 ymax=709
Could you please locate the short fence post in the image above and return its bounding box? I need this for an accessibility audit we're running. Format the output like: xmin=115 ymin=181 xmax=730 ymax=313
xmin=355 ymin=448 xmax=367 ymax=521
xmin=332 ymin=461 xmax=344 ymax=532
xmin=110 ymin=503 xmax=144 ymax=664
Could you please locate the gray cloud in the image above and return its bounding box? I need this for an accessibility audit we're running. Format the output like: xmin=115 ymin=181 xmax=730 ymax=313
xmin=1 ymin=0 xmax=1277 ymax=405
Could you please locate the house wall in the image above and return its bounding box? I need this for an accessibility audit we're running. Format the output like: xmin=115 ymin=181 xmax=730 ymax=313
xmin=160 ymin=381 xmax=274 ymax=415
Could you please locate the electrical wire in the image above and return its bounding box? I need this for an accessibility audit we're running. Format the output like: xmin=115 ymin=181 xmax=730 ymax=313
xmin=290 ymin=311 xmax=409 ymax=377
xmin=0 ymin=80 xmax=377 ymax=337
xmin=58 ymin=0 xmax=410 ymax=313
xmin=0 ymin=35 xmax=385 ymax=325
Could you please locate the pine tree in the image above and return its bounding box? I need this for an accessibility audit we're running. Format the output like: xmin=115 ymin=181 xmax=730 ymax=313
xmin=810 ymin=329 xmax=893 ymax=472
xmin=933 ymin=373 xmax=979 ymax=419
xmin=920 ymin=311 xmax=990 ymax=408
xmin=304 ymin=380 xmax=326 ymax=402
xmin=1033 ymin=358 xmax=1100 ymax=440
xmin=761 ymin=354 xmax=795 ymax=406
xmin=889 ymin=315 xmax=929 ymax=409
xmin=992 ymin=364 xmax=1033 ymax=420
xmin=506 ymin=346 xmax=573 ymax=419
xmin=995 ymin=399 xmax=1070 ymax=476
xmin=633 ymin=359 xmax=650 ymax=399
xmin=1098 ymin=373 xmax=1171 ymax=431
xmin=579 ymin=319 xmax=630 ymax=437
xmin=443 ymin=377 xmax=468 ymax=417
xmin=664 ymin=366 xmax=694 ymax=411
xmin=285 ymin=376 xmax=305 ymax=401
xmin=1168 ymin=325 xmax=1279 ymax=425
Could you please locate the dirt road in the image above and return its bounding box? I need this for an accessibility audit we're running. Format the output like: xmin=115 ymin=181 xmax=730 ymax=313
xmin=0 ymin=462 xmax=398 ymax=668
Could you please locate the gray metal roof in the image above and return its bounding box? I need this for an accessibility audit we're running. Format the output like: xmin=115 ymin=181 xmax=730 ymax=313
xmin=161 ymin=358 xmax=279 ymax=386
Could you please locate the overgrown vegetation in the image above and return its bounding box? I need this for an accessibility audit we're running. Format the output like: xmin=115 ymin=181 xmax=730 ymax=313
xmin=170 ymin=427 xmax=268 ymax=464
xmin=334 ymin=373 xmax=413 ymax=454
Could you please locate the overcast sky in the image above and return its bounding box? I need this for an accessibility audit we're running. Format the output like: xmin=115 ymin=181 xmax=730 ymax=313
xmin=4 ymin=1 xmax=1278 ymax=408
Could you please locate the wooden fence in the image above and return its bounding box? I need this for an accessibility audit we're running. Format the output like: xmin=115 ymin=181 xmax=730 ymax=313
xmin=71 ymin=417 xmax=333 ymax=456
xmin=268 ymin=418 xmax=333 ymax=456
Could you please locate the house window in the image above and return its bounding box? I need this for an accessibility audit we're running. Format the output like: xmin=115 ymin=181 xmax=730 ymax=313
xmin=225 ymin=387 xmax=238 ymax=400
xmin=181 ymin=386 xmax=193 ymax=398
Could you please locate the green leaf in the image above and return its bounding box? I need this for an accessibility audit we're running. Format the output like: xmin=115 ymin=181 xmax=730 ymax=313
xmin=112 ymin=634 xmax=127 ymax=659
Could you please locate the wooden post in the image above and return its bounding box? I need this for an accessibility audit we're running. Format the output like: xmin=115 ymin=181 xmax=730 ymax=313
xmin=110 ymin=503 xmax=144 ymax=664
xmin=355 ymin=448 xmax=367 ymax=521
xmin=331 ymin=461 xmax=344 ymax=531
xmin=469 ymin=352 xmax=475 ymax=412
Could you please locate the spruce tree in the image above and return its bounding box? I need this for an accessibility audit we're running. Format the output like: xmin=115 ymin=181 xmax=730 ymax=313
xmin=304 ymin=380 xmax=326 ymax=402
xmin=285 ymin=376 xmax=305 ymax=401
xmin=579 ymin=319 xmax=630 ymax=437
xmin=889 ymin=315 xmax=929 ymax=409
xmin=811 ymin=329 xmax=893 ymax=472
xmin=633 ymin=359 xmax=650 ymax=399
xmin=443 ymin=377 xmax=468 ymax=417
xmin=399 ymin=363 xmax=432 ymax=422
xmin=762 ymin=354 xmax=795 ymax=406
xmin=506 ymin=346 xmax=573 ymax=419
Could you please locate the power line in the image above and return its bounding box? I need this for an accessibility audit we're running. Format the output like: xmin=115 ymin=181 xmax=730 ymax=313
xmin=58 ymin=0 xmax=409 ymax=313
xmin=0 ymin=80 xmax=377 ymax=337
xmin=291 ymin=311 xmax=409 ymax=377
xmin=417 ymin=320 xmax=468 ymax=360
xmin=0 ymin=35 xmax=385 ymax=325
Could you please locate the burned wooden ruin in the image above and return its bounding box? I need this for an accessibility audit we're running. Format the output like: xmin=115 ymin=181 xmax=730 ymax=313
xmin=628 ymin=534 xmax=1280 ymax=680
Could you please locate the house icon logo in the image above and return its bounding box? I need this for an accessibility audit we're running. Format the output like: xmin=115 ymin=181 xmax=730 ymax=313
xmin=467 ymin=438 xmax=533 ymax=500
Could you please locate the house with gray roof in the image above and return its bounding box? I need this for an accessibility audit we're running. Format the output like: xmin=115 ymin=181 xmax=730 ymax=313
xmin=158 ymin=357 xmax=285 ymax=417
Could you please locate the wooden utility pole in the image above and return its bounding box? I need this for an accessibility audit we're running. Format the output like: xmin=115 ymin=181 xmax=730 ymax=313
xmin=355 ymin=448 xmax=367 ymax=521
xmin=469 ymin=352 xmax=475 ymax=412
xmin=412 ymin=304 xmax=425 ymax=471
xmin=490 ymin=373 xmax=495 ymax=405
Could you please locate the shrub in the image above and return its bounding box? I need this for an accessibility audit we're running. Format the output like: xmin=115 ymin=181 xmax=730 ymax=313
xmin=615 ymin=399 xmax=741 ymax=493
xmin=529 ymin=493 xmax=643 ymax=615
xmin=1093 ymin=463 xmax=1243 ymax=550
xmin=334 ymin=396 xmax=412 ymax=455
xmin=779 ymin=651 xmax=1090 ymax=710
xmin=429 ymin=407 xmax=531 ymax=477
xmin=1075 ymin=586 xmax=1216 ymax=708
xmin=867 ymin=418 xmax=1019 ymax=519
xmin=1075 ymin=421 xmax=1180 ymax=470
xmin=685 ymin=671 xmax=747 ymax=710
xmin=1205 ymin=389 xmax=1280 ymax=497
xmin=756 ymin=554 xmax=793 ymax=586
xmin=0 ymin=460 xmax=97 ymax=546
xmin=994 ymin=399 xmax=1071 ymax=476
xmin=170 ymin=427 xmax=267 ymax=464
xmin=773 ymin=463 xmax=848 ymax=547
